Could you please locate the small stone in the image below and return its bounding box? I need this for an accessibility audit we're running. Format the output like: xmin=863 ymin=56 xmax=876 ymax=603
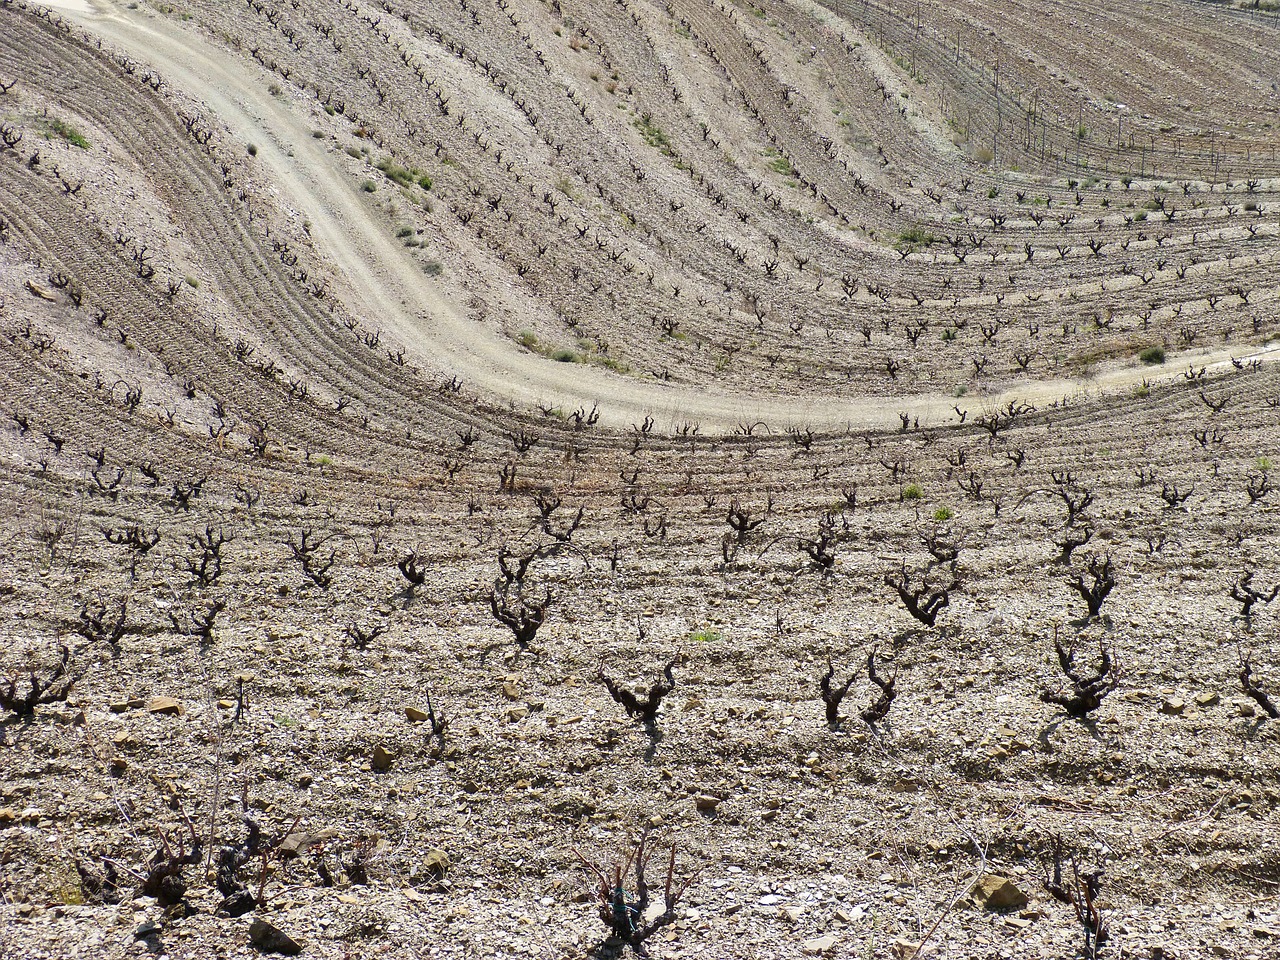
xmin=1160 ymin=698 xmax=1185 ymax=716
xmin=502 ymin=679 xmax=522 ymax=700
xmin=146 ymin=697 xmax=183 ymax=716
xmin=217 ymin=699 xmax=235 ymax=710
xmin=803 ymin=934 xmax=839 ymax=955
xmin=423 ymin=848 xmax=450 ymax=877
xmin=405 ymin=705 xmax=429 ymax=723
xmin=109 ymin=702 xmax=130 ymax=714
xmin=1195 ymin=692 xmax=1220 ymax=707
xmin=112 ymin=731 xmax=138 ymax=751
xmin=1238 ymin=701 xmax=1257 ymax=718
xmin=371 ymin=745 xmax=396 ymax=771
xmin=695 ymin=794 xmax=721 ymax=813
xmin=248 ymin=917 xmax=303 ymax=955
xmin=278 ymin=828 xmax=336 ymax=858
xmin=133 ymin=921 xmax=162 ymax=941
xmin=971 ymin=874 xmax=1029 ymax=911
xmin=892 ymin=939 xmax=933 ymax=958
xmin=758 ymin=894 xmax=782 ymax=906
xmin=0 ymin=808 xmax=16 ymax=825
xmin=504 ymin=705 xmax=529 ymax=722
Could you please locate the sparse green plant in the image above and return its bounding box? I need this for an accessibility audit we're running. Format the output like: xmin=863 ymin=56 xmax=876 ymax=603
xmin=49 ymin=118 xmax=89 ymax=149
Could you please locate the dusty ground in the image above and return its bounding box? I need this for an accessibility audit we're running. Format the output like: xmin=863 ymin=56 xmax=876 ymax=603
xmin=1 ymin=0 xmax=1279 ymax=958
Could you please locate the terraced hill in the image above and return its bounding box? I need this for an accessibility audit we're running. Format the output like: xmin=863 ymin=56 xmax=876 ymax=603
xmin=1 ymin=0 xmax=1279 ymax=957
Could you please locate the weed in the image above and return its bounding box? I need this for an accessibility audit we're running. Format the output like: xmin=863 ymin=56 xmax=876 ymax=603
xmin=634 ymin=113 xmax=674 ymax=157
xmin=49 ymin=118 xmax=89 ymax=149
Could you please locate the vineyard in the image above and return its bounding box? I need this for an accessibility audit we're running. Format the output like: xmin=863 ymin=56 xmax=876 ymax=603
xmin=1 ymin=0 xmax=1279 ymax=956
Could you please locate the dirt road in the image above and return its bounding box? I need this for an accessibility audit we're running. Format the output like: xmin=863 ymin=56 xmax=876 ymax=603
xmin=54 ymin=0 xmax=1278 ymax=433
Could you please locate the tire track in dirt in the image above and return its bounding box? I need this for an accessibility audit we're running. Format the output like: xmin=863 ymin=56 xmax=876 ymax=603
xmin=48 ymin=0 xmax=1280 ymax=433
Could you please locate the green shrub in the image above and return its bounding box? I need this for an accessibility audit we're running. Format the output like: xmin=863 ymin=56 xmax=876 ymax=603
xmin=49 ymin=118 xmax=89 ymax=149
xmin=932 ymin=506 xmax=954 ymax=522
xmin=360 ymin=180 xmax=376 ymax=192
xmin=897 ymin=226 xmax=937 ymax=247
xmin=902 ymin=483 xmax=923 ymax=501
xmin=687 ymin=628 xmax=722 ymax=644
xmin=1139 ymin=346 xmax=1166 ymax=365
xmin=375 ymin=158 xmax=416 ymax=188
xmin=634 ymin=114 xmax=674 ymax=156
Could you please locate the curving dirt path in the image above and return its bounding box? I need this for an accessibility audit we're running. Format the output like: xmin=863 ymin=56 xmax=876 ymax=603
xmin=52 ymin=0 xmax=1280 ymax=433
